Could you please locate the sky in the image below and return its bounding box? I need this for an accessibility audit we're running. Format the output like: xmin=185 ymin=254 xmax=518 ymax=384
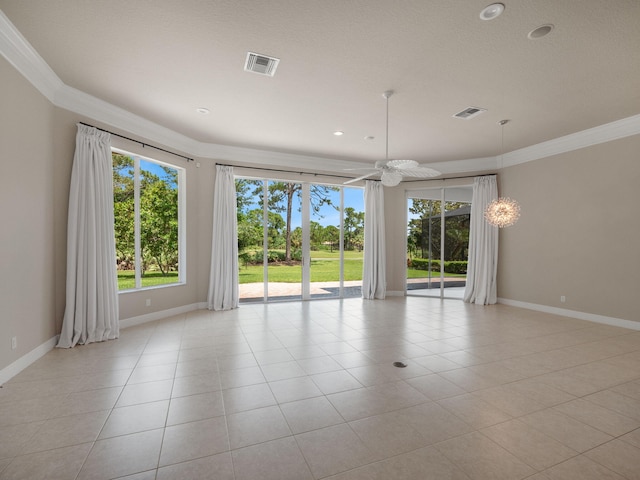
xmin=238 ymin=181 xmax=364 ymax=229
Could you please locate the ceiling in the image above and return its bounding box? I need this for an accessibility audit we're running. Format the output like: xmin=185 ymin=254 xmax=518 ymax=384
xmin=1 ymin=0 xmax=640 ymax=175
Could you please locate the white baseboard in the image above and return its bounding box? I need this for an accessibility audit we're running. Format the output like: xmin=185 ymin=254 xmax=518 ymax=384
xmin=0 ymin=302 xmax=208 ymax=385
xmin=0 ymin=335 xmax=59 ymax=385
xmin=386 ymin=291 xmax=405 ymax=297
xmin=119 ymin=302 xmax=204 ymax=329
xmin=497 ymin=298 xmax=640 ymax=331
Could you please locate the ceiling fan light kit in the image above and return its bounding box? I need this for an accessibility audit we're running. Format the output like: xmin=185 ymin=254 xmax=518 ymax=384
xmin=344 ymin=90 xmax=441 ymax=186
xmin=386 ymin=159 xmax=419 ymax=169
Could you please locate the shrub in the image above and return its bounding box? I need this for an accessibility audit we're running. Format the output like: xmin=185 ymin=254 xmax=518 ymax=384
xmin=409 ymin=258 xmax=467 ymax=274
xmin=445 ymin=261 xmax=467 ymax=274
xmin=411 ymin=258 xmax=440 ymax=271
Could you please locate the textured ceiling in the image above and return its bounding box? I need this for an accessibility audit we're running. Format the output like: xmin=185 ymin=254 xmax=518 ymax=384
xmin=2 ymin=0 xmax=639 ymax=169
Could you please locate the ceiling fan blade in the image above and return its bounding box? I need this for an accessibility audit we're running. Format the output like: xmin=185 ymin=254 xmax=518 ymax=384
xmin=343 ymin=167 xmax=378 ymax=172
xmin=386 ymin=159 xmax=419 ymax=170
xmin=398 ymin=167 xmax=442 ymax=178
xmin=344 ymin=171 xmax=378 ymax=185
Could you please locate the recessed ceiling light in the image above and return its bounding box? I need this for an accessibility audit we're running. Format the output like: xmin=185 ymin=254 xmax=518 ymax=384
xmin=528 ymin=24 xmax=554 ymax=39
xmin=479 ymin=3 xmax=505 ymax=20
xmin=196 ymin=107 xmax=210 ymax=115
xmin=333 ymin=131 xmax=344 ymax=136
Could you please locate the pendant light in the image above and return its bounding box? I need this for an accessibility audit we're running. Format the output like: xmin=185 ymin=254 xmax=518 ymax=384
xmin=484 ymin=120 xmax=521 ymax=228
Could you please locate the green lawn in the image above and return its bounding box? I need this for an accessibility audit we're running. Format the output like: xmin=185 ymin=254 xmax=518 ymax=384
xmin=239 ymin=258 xmax=363 ymax=283
xmin=118 ymin=252 xmax=465 ymax=289
xmin=117 ymin=271 xmax=179 ymax=290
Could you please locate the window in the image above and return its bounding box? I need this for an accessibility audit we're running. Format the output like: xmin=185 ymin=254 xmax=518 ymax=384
xmin=112 ymin=149 xmax=185 ymax=290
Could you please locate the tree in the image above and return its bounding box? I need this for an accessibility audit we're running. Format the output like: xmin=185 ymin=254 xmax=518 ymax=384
xmin=113 ymin=154 xmax=135 ymax=268
xmin=309 ymin=220 xmax=325 ymax=249
xmin=112 ymin=153 xmax=180 ymax=277
xmin=235 ymin=178 xmax=263 ymax=213
xmin=324 ymin=225 xmax=339 ymax=252
xmin=249 ymin=182 xmax=338 ymax=262
xmin=243 ymin=208 xmax=286 ymax=250
xmin=407 ymin=199 xmax=469 ymax=261
xmin=139 ymin=166 xmax=178 ymax=275
xmin=344 ymin=207 xmax=364 ymax=251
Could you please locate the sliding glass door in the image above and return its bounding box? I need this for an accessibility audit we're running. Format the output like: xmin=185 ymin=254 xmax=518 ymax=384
xmin=237 ymin=177 xmax=364 ymax=303
xmin=307 ymin=186 xmax=364 ymax=299
xmin=406 ymin=187 xmax=472 ymax=299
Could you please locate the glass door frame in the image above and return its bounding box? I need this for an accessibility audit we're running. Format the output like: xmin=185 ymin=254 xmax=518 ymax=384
xmin=237 ymin=176 xmax=360 ymax=303
xmin=405 ymin=185 xmax=472 ymax=300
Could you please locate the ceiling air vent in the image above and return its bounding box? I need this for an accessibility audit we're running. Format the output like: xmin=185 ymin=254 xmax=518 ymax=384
xmin=244 ymin=52 xmax=280 ymax=76
xmin=453 ymin=107 xmax=487 ymax=119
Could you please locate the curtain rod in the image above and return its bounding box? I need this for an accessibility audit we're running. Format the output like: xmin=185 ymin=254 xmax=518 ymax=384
xmin=403 ymin=172 xmax=497 ymax=183
xmin=216 ymin=163 xmax=359 ymax=181
xmin=219 ymin=162 xmax=496 ymax=183
xmin=79 ymin=122 xmax=194 ymax=162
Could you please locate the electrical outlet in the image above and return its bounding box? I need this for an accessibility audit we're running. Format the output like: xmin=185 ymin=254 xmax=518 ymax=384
xmin=560 ymin=296 xmax=566 ymax=303
xmin=11 ymin=336 xmax=17 ymax=350
xmin=145 ymin=299 xmax=151 ymax=307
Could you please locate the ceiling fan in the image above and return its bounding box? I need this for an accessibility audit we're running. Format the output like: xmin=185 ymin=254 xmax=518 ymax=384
xmin=344 ymin=90 xmax=441 ymax=187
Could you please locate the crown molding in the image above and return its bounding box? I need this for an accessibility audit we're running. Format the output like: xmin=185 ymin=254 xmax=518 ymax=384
xmin=55 ymin=83 xmax=199 ymax=156
xmin=502 ymin=114 xmax=640 ymax=167
xmin=0 ymin=10 xmax=62 ymax=100
xmin=2 ymin=10 xmax=638 ymax=175
xmin=423 ymin=156 xmax=497 ymax=175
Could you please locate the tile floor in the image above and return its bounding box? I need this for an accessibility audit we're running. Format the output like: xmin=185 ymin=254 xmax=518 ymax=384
xmin=1 ymin=297 xmax=640 ymax=479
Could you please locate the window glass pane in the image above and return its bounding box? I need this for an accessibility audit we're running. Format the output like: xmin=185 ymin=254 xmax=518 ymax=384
xmin=407 ymin=198 xmax=441 ymax=295
xmin=139 ymin=159 xmax=180 ymax=288
xmin=113 ymin=151 xmax=181 ymax=291
xmin=237 ymin=179 xmax=266 ymax=302
xmin=267 ymin=180 xmax=302 ymax=302
xmin=342 ymin=187 xmax=364 ymax=298
xmin=309 ymin=185 xmax=341 ymax=299
xmin=113 ymin=153 xmax=135 ymax=290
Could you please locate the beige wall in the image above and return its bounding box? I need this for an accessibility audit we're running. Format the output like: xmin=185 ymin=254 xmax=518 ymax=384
xmin=498 ymin=134 xmax=640 ymax=323
xmin=0 ymin=56 xmax=56 ymax=370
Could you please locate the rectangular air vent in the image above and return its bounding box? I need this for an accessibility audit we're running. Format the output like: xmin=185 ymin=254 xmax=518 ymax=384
xmin=453 ymin=107 xmax=487 ymax=119
xmin=244 ymin=52 xmax=280 ymax=76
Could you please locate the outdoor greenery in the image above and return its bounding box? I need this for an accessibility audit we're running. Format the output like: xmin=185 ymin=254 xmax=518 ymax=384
xmin=409 ymin=259 xmax=468 ymax=274
xmin=238 ymin=256 xmax=364 ymax=283
xmin=407 ymin=199 xmax=470 ymax=262
xmin=235 ymin=179 xmax=365 ymax=283
xmin=113 ymin=153 xmax=180 ymax=290
xmin=117 ymin=271 xmax=179 ymax=290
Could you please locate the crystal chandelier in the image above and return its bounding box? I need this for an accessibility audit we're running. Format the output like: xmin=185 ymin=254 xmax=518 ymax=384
xmin=484 ymin=197 xmax=520 ymax=227
xmin=484 ymin=119 xmax=521 ymax=228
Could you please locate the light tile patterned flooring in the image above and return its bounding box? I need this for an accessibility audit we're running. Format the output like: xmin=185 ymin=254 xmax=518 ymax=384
xmin=1 ymin=297 xmax=640 ymax=479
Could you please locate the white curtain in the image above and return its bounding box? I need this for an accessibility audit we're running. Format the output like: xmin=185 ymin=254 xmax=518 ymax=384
xmin=362 ymin=180 xmax=386 ymax=299
xmin=57 ymin=124 xmax=119 ymax=348
xmin=207 ymin=165 xmax=239 ymax=310
xmin=464 ymin=175 xmax=499 ymax=305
